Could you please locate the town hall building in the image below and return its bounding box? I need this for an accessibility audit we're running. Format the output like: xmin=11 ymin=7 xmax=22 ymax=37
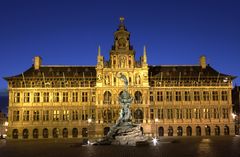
xmin=5 ymin=18 xmax=235 ymax=139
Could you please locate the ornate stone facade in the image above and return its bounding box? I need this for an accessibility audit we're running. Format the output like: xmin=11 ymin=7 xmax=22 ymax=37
xmin=5 ymin=18 xmax=235 ymax=139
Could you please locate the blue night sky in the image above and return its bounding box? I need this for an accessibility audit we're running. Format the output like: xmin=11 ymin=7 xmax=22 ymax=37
xmin=0 ymin=0 xmax=240 ymax=89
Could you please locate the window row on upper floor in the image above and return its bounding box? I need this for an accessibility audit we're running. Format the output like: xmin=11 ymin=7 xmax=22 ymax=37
xmin=12 ymin=91 xmax=95 ymax=103
xmin=150 ymin=91 xmax=229 ymax=102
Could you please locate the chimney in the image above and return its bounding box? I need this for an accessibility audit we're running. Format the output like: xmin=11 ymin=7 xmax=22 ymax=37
xmin=34 ymin=56 xmax=42 ymax=70
xmin=199 ymin=55 xmax=206 ymax=69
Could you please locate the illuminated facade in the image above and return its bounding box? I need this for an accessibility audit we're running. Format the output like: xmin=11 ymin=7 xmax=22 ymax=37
xmin=5 ymin=18 xmax=235 ymax=139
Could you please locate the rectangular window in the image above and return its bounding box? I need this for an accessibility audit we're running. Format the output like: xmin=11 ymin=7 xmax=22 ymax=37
xmin=53 ymin=110 xmax=60 ymax=121
xmin=166 ymin=91 xmax=172 ymax=101
xmin=213 ymin=108 xmax=219 ymax=119
xmin=14 ymin=92 xmax=20 ymax=103
xmin=63 ymin=110 xmax=70 ymax=121
xmin=167 ymin=109 xmax=173 ymax=119
xmin=222 ymin=108 xmax=229 ymax=119
xmin=184 ymin=91 xmax=191 ymax=101
xmin=43 ymin=92 xmax=49 ymax=102
xmin=53 ymin=92 xmax=60 ymax=102
xmin=33 ymin=111 xmax=40 ymax=121
xmin=150 ymin=108 xmax=154 ymax=120
xmin=221 ymin=91 xmax=228 ymax=101
xmin=203 ymin=91 xmax=210 ymax=101
xmin=24 ymin=92 xmax=30 ymax=103
xmin=194 ymin=108 xmax=200 ymax=119
xmin=175 ymin=91 xmax=181 ymax=101
xmin=194 ymin=91 xmax=200 ymax=101
xmin=34 ymin=92 xmax=40 ymax=103
xmin=43 ymin=110 xmax=49 ymax=121
xmin=158 ymin=108 xmax=163 ymax=119
xmin=72 ymin=92 xmax=78 ymax=102
xmin=150 ymin=92 xmax=154 ymax=102
xmin=63 ymin=92 xmax=68 ymax=102
xmin=212 ymin=91 xmax=218 ymax=101
xmin=72 ymin=110 xmax=79 ymax=120
xmin=91 ymin=92 xmax=96 ymax=102
xmin=176 ymin=109 xmax=182 ymax=119
xmin=13 ymin=111 xmax=20 ymax=121
xmin=204 ymin=108 xmax=210 ymax=119
xmin=157 ymin=91 xmax=163 ymax=101
xmin=186 ymin=109 xmax=192 ymax=119
xmin=23 ymin=110 xmax=29 ymax=121
xmin=82 ymin=92 xmax=88 ymax=102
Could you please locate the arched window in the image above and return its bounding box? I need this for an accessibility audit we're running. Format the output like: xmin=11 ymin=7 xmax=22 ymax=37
xmin=159 ymin=127 xmax=164 ymax=136
xmin=53 ymin=128 xmax=59 ymax=138
xmin=224 ymin=125 xmax=229 ymax=135
xmin=72 ymin=128 xmax=78 ymax=138
xmin=23 ymin=129 xmax=29 ymax=139
xmin=134 ymin=91 xmax=142 ymax=104
xmin=168 ymin=126 xmax=173 ymax=136
xmin=103 ymin=91 xmax=112 ymax=104
xmin=33 ymin=129 xmax=39 ymax=139
xmin=196 ymin=126 xmax=201 ymax=136
xmin=215 ymin=126 xmax=220 ymax=136
xmin=186 ymin=126 xmax=192 ymax=136
xmin=134 ymin=109 xmax=143 ymax=123
xmin=43 ymin=128 xmax=48 ymax=138
xmin=12 ymin=129 xmax=18 ymax=139
xmin=177 ymin=126 xmax=183 ymax=136
xmin=63 ymin=128 xmax=68 ymax=138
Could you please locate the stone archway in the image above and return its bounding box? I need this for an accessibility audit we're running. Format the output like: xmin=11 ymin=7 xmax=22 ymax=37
xmin=158 ymin=127 xmax=164 ymax=136
xmin=168 ymin=126 xmax=173 ymax=136
xmin=63 ymin=128 xmax=68 ymax=138
xmin=177 ymin=126 xmax=183 ymax=136
xmin=186 ymin=126 xmax=192 ymax=136
xmin=224 ymin=125 xmax=229 ymax=135
xmin=196 ymin=126 xmax=201 ymax=136
xmin=205 ymin=126 xmax=211 ymax=136
xmin=43 ymin=128 xmax=48 ymax=138
xmin=23 ymin=129 xmax=29 ymax=139
xmin=215 ymin=126 xmax=220 ymax=136
xmin=72 ymin=128 xmax=78 ymax=138
xmin=82 ymin=128 xmax=88 ymax=137
xmin=53 ymin=128 xmax=59 ymax=138
xmin=33 ymin=128 xmax=39 ymax=139
xmin=12 ymin=129 xmax=18 ymax=139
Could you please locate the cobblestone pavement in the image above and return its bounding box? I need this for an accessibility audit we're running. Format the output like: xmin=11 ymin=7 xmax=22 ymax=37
xmin=1 ymin=136 xmax=240 ymax=157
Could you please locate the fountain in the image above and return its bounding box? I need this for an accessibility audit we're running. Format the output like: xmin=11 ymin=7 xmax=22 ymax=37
xmin=94 ymin=73 xmax=148 ymax=146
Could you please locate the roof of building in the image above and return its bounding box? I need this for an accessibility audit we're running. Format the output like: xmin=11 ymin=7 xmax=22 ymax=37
xmin=148 ymin=64 xmax=235 ymax=79
xmin=4 ymin=64 xmax=235 ymax=80
xmin=4 ymin=65 xmax=96 ymax=80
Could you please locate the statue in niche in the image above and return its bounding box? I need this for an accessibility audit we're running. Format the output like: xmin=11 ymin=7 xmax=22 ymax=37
xmin=136 ymin=75 xmax=141 ymax=84
xmin=119 ymin=56 xmax=125 ymax=68
xmin=105 ymin=75 xmax=110 ymax=85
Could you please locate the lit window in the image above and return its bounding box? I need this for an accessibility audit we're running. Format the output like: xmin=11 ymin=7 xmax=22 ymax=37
xmin=43 ymin=92 xmax=49 ymax=102
xmin=24 ymin=92 xmax=30 ymax=103
xmin=34 ymin=92 xmax=40 ymax=103
xmin=14 ymin=92 xmax=20 ymax=103
xmin=23 ymin=110 xmax=29 ymax=121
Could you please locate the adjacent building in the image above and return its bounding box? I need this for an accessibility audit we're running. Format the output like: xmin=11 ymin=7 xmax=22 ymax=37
xmin=0 ymin=110 xmax=8 ymax=138
xmin=5 ymin=18 xmax=235 ymax=139
xmin=232 ymin=86 xmax=240 ymax=134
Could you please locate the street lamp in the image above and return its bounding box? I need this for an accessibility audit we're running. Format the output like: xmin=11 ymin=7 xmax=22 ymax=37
xmin=155 ymin=118 xmax=158 ymax=137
